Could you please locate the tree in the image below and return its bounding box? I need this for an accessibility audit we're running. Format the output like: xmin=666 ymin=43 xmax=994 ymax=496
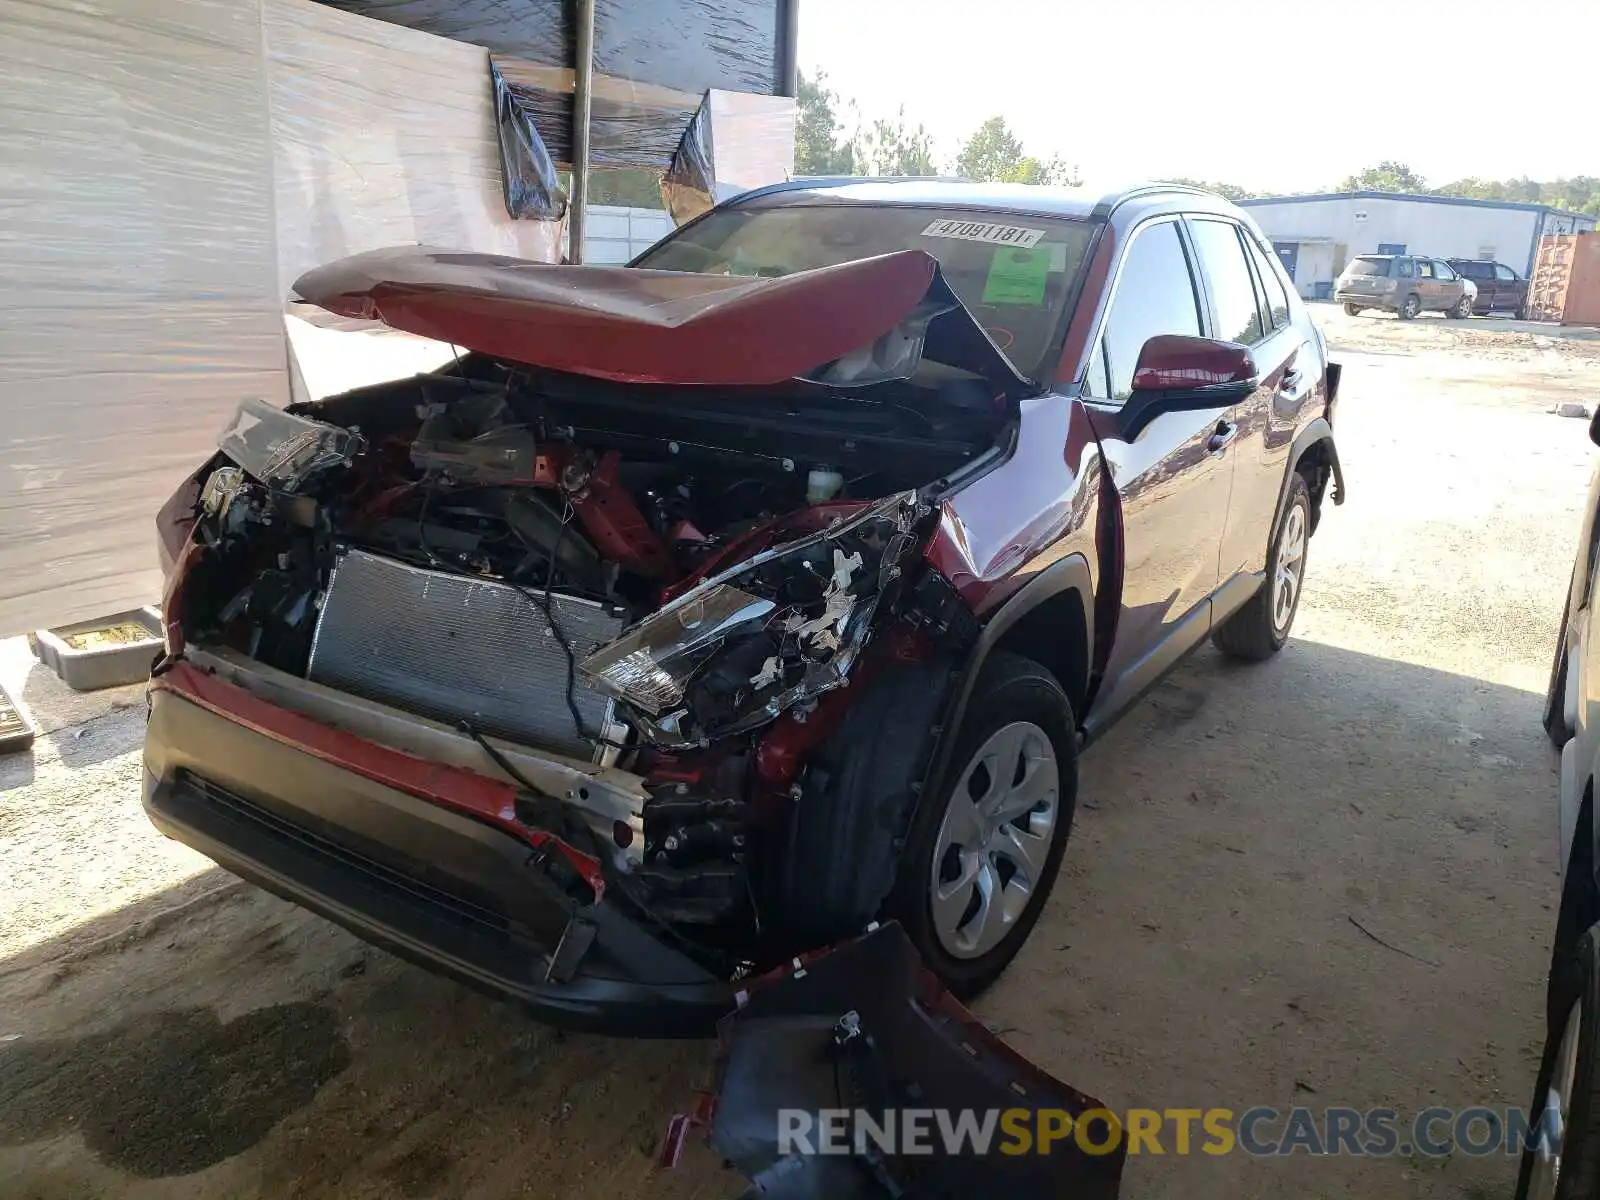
xmin=953 ymin=116 xmax=1077 ymax=185
xmin=1164 ymin=177 xmax=1254 ymax=201
xmin=1010 ymin=155 xmax=1081 ymax=187
xmin=854 ymin=110 xmax=937 ymax=177
xmin=1336 ymin=161 xmax=1427 ymax=192
xmin=955 ymin=116 xmax=1025 ymax=182
xmin=794 ymin=70 xmax=854 ymax=176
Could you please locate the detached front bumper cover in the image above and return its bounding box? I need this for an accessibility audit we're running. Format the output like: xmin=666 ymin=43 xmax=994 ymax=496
xmin=665 ymin=922 xmax=1125 ymax=1199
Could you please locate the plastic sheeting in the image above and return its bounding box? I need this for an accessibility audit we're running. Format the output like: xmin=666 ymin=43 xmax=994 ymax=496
xmin=492 ymin=56 xmax=700 ymax=170
xmin=662 ymin=97 xmax=716 ymax=226
xmin=316 ymin=0 xmax=787 ymax=96
xmin=491 ymin=61 xmax=566 ymax=221
xmin=0 ymin=0 xmax=566 ymax=636
xmin=0 ymin=0 xmax=286 ymax=636
xmin=266 ymin=0 xmax=564 ymax=298
xmin=663 ymin=90 xmax=797 ymax=226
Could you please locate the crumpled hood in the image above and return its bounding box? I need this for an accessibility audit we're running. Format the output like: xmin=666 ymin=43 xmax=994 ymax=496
xmin=292 ymin=246 xmax=1033 ymax=394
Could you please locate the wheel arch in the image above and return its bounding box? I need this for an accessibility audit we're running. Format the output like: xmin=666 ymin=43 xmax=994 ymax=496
xmin=1280 ymin=419 xmax=1344 ymax=535
xmin=923 ymin=554 xmax=1094 ymax=804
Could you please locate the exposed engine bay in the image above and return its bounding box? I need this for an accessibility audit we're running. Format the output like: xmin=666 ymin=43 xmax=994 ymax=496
xmin=173 ymin=356 xmax=999 ymax=959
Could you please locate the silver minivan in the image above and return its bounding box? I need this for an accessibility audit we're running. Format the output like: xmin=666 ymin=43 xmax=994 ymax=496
xmin=1335 ymin=254 xmax=1477 ymax=320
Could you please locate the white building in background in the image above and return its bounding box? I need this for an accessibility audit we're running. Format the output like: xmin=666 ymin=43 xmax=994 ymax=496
xmin=1238 ymin=191 xmax=1596 ymax=300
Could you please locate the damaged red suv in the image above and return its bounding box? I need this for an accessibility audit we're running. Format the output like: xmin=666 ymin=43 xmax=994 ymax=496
xmin=146 ymin=180 xmax=1344 ymax=1035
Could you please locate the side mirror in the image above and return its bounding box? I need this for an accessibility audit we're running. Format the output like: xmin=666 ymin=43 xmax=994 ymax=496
xmin=1112 ymin=335 xmax=1259 ymax=440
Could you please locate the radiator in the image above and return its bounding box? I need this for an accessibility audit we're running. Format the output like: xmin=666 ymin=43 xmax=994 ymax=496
xmin=307 ymin=547 xmax=625 ymax=758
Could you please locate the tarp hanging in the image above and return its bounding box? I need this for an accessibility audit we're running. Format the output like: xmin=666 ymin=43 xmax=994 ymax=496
xmin=491 ymin=61 xmax=567 ymax=221
xmin=662 ymin=89 xmax=797 ymax=226
xmin=491 ymin=56 xmax=700 ymax=171
xmin=661 ymin=94 xmax=715 ymax=225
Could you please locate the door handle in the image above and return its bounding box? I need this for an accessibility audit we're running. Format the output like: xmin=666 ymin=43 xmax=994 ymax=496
xmin=1206 ymin=421 xmax=1238 ymax=454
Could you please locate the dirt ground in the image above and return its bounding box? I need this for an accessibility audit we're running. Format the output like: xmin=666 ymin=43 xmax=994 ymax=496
xmin=4 ymin=305 xmax=1600 ymax=1199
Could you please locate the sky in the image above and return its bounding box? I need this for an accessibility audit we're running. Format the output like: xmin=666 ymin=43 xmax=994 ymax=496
xmin=796 ymin=0 xmax=1594 ymax=193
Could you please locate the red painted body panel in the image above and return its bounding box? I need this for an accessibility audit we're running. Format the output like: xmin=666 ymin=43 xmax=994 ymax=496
xmin=293 ymin=246 xmax=940 ymax=387
xmin=568 ymin=450 xmax=677 ymax=579
xmin=922 ymin=393 xmax=1102 ymax=617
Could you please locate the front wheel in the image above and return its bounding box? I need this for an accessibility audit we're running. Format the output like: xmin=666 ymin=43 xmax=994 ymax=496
xmin=887 ymin=652 xmax=1078 ymax=998
xmin=1213 ymin=473 xmax=1310 ymax=660
xmin=1450 ymin=294 xmax=1473 ymax=319
xmin=1398 ymin=293 xmax=1422 ymax=320
xmin=1517 ymin=925 xmax=1600 ymax=1199
xmin=1343 ymin=302 xmax=1363 ymax=316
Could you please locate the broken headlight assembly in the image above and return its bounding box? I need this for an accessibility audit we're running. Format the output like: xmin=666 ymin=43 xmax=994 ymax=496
xmin=580 ymin=491 xmax=929 ymax=747
xmin=217 ymin=396 xmax=366 ymax=492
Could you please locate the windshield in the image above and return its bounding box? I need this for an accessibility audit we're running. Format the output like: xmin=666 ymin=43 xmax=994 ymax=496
xmin=1347 ymin=256 xmax=1393 ymax=277
xmin=635 ymin=203 xmax=1095 ymax=380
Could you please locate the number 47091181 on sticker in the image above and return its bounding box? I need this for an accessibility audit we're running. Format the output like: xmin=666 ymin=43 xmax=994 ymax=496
xmin=921 ymin=218 xmax=1046 ymax=247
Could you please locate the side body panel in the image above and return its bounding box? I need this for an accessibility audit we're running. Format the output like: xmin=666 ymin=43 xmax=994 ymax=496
xmin=923 ymin=393 xmax=1102 ymax=620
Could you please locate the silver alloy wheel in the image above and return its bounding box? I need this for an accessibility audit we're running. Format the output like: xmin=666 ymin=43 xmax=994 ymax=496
xmin=1529 ymin=998 xmax=1584 ymax=1200
xmin=1457 ymin=295 xmax=1473 ymax=318
xmin=1403 ymin=294 xmax=1421 ymax=319
xmin=1272 ymin=501 xmax=1307 ymax=635
xmin=929 ymin=720 xmax=1059 ymax=959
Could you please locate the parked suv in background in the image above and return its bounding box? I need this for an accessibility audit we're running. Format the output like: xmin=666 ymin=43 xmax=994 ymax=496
xmin=1448 ymin=258 xmax=1529 ymax=318
xmin=1336 ymin=254 xmax=1477 ymax=320
xmin=144 ymin=180 xmax=1344 ymax=1037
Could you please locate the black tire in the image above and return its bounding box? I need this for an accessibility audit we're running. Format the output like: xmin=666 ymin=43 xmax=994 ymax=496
xmin=885 ymin=651 xmax=1078 ymax=999
xmin=1213 ymin=473 xmax=1311 ymax=661
xmin=1517 ymin=924 xmax=1600 ymax=1199
xmin=1449 ymin=294 xmax=1472 ymax=319
xmin=1547 ymin=577 xmax=1576 ymax=748
xmin=1398 ymin=292 xmax=1421 ymax=320
xmin=1342 ymin=302 xmax=1363 ymax=317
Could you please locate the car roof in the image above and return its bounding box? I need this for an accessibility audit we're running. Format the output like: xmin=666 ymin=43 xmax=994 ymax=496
xmin=726 ymin=177 xmax=1241 ymax=221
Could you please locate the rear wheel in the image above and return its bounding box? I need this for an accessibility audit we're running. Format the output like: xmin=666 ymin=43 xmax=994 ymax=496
xmin=1342 ymin=302 xmax=1363 ymax=316
xmin=887 ymin=652 xmax=1078 ymax=998
xmin=1399 ymin=293 xmax=1422 ymax=320
xmin=1213 ymin=474 xmax=1310 ymax=661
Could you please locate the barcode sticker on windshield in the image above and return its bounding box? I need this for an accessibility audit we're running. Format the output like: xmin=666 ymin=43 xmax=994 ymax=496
xmin=921 ymin=219 xmax=1045 ymax=248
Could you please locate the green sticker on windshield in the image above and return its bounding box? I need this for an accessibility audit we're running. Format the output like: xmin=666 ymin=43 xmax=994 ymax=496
xmin=982 ymin=246 xmax=1051 ymax=305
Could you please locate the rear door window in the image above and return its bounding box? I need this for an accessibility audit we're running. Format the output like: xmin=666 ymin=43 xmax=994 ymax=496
xmin=1188 ymin=219 xmax=1267 ymax=345
xmin=1349 ymin=256 xmax=1392 ymax=276
xmin=1091 ymin=220 xmax=1203 ymax=402
xmin=1242 ymin=234 xmax=1292 ymax=330
xmin=1416 ymin=260 xmax=1435 ymax=279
